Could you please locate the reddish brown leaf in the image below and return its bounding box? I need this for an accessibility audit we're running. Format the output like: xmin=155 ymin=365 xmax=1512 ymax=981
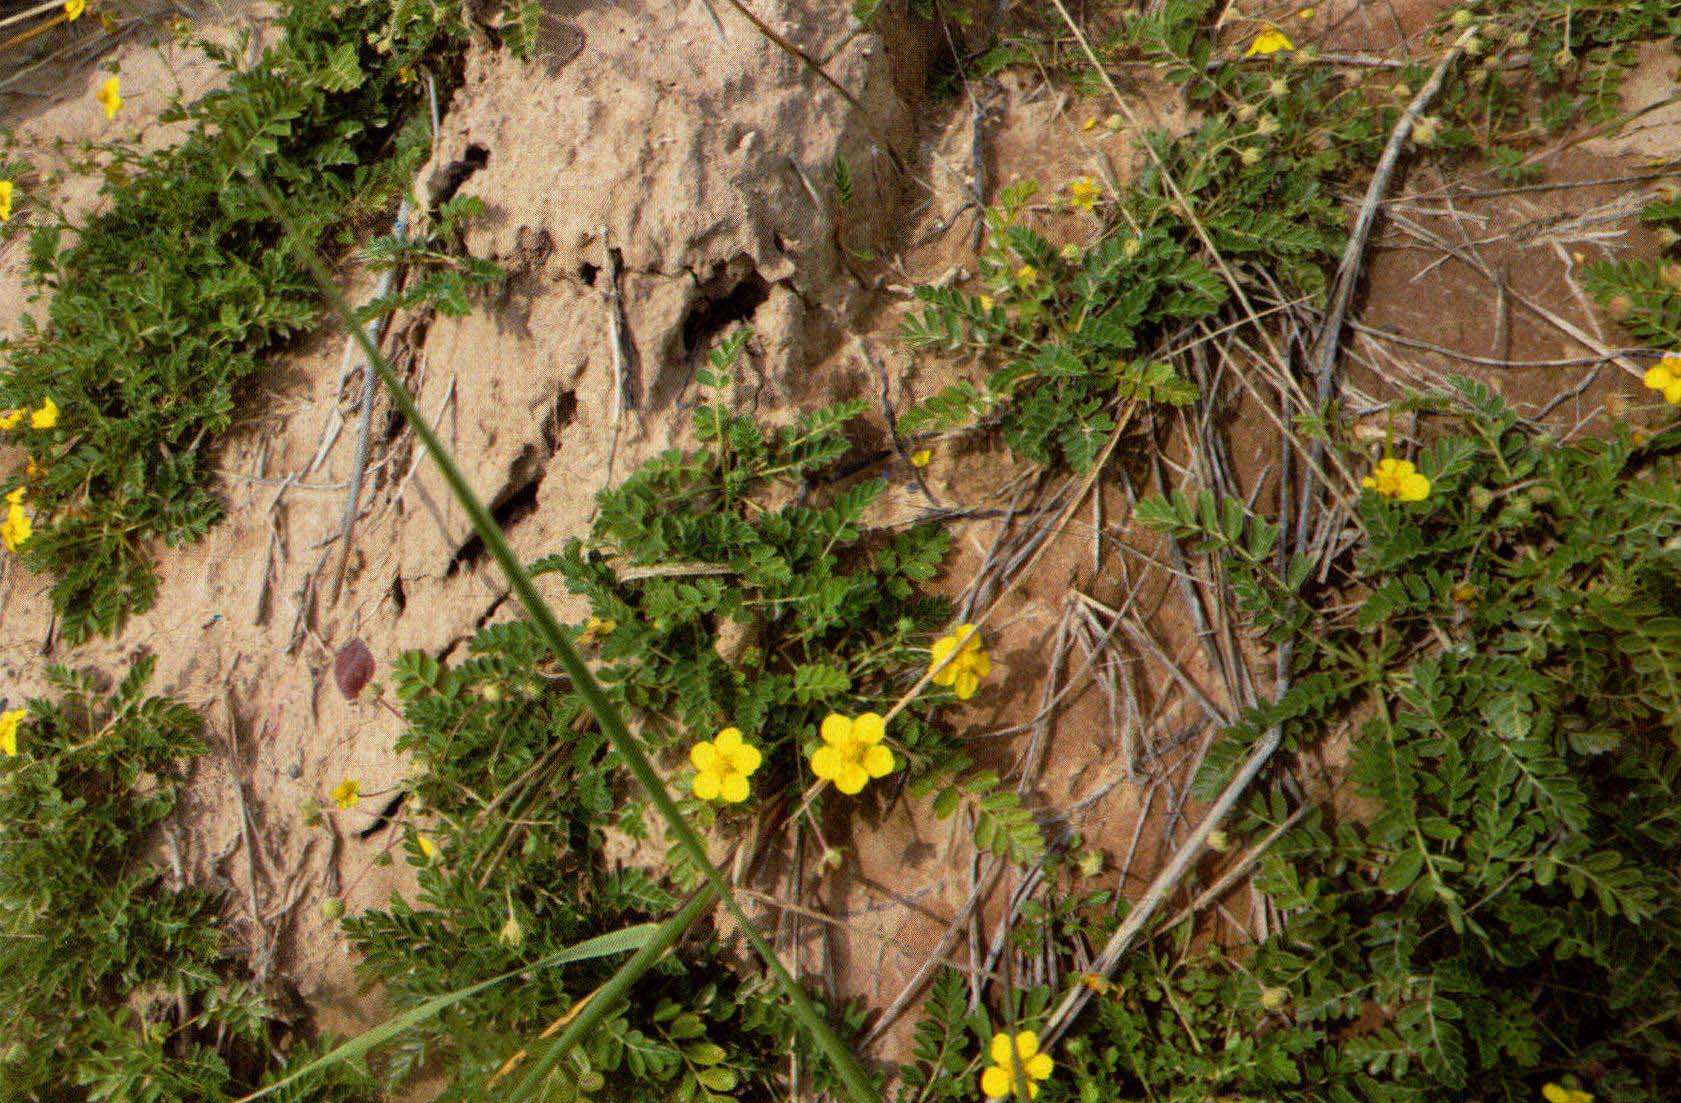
xmin=334 ymin=638 xmax=376 ymax=700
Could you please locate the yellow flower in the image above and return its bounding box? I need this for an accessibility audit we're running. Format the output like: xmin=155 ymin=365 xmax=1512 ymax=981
xmin=978 ymin=294 xmax=995 ymax=312
xmin=1245 ymin=25 xmax=1295 ymax=56
xmin=1014 ymin=263 xmax=1038 ymax=287
xmin=690 ymin=726 xmax=762 ymax=803
xmin=1298 ymin=5 xmax=1315 ymax=18
xmin=910 ymin=449 xmax=932 ymax=468
xmin=6 ymin=486 xmax=24 ymax=507
xmin=0 ymin=179 xmax=12 ymax=223
xmin=980 ymin=1031 xmax=1054 ymax=1099
xmin=2 ymin=502 xmax=31 ymax=551
xmin=0 ymin=708 xmax=26 ymax=757
xmin=810 ymin=712 xmax=894 ymax=795
xmin=0 ymin=409 xmax=21 ymax=430
xmin=25 ymin=458 xmax=44 ymax=480
xmin=1362 ymin=457 xmax=1431 ymax=502
xmin=30 ymin=398 xmax=58 ymax=429
xmin=330 ymin=778 xmax=361 ymax=809
xmin=97 ymin=76 xmax=123 ymax=120
xmin=1542 ymin=1085 xmax=1593 ymax=1103
xmin=929 ymin=623 xmax=992 ymax=700
xmin=1081 ymin=115 xmax=1097 ymax=131
xmin=65 ymin=0 xmax=85 ymax=20
xmin=1642 ymin=355 xmax=1681 ymax=404
xmin=1068 ymin=176 xmax=1101 ymax=212
xmin=579 ymin=614 xmax=617 ymax=645
xmin=416 ymin=834 xmax=437 ymax=861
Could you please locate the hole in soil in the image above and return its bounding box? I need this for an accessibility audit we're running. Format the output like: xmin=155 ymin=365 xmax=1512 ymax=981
xmin=578 ymin=262 xmax=599 ymax=286
xmin=680 ymin=266 xmax=770 ymax=361
xmin=432 ymin=143 xmax=490 ymax=207
xmin=389 ymin=573 xmax=407 ymax=615
xmin=541 ymin=391 xmax=577 ymax=453
xmin=447 ymin=470 xmax=543 ymax=576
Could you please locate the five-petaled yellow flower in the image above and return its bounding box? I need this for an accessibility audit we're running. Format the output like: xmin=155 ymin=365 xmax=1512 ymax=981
xmin=980 ymin=1030 xmax=1055 ymax=1100
xmin=1362 ymin=457 xmax=1430 ymax=502
xmin=330 ymin=778 xmax=362 ymax=809
xmin=0 ymin=180 xmax=13 ymax=223
xmin=97 ymin=76 xmax=123 ymax=120
xmin=810 ymin=712 xmax=894 ymax=795
xmin=0 ymin=708 xmax=26 ymax=757
xmin=1245 ymin=25 xmax=1295 ymax=56
xmin=1068 ymin=177 xmax=1101 ymax=212
xmin=910 ymin=449 xmax=932 ymax=468
xmin=30 ymin=398 xmax=58 ymax=430
xmin=1643 ymin=354 xmax=1681 ymax=404
xmin=65 ymin=0 xmax=86 ymax=20
xmin=690 ymin=726 xmax=762 ymax=804
xmin=1014 ymin=263 xmax=1038 ymax=287
xmin=0 ymin=409 xmax=22 ymax=430
xmin=1542 ymin=1084 xmax=1593 ymax=1103
xmin=930 ymin=623 xmax=992 ymax=700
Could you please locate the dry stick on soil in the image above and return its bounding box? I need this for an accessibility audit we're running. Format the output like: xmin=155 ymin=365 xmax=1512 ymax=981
xmin=1158 ymin=801 xmax=1311 ymax=934
xmin=1294 ymin=25 xmax=1477 ymax=557
xmin=1386 ymin=210 xmax=1648 ymax=380
xmin=601 ymin=226 xmax=635 ymax=488
xmin=858 ymin=335 xmax=941 ymax=507
xmin=330 ymin=197 xmax=414 ymax=603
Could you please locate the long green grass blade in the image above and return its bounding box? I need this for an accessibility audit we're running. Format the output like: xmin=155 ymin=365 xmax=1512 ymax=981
xmin=503 ymin=885 xmax=717 ymax=1096
xmin=266 ymin=184 xmax=879 ymax=1102
xmin=234 ymin=924 xmax=658 ymax=1101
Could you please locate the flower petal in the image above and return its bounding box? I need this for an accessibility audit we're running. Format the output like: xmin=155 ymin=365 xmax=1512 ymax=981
xmin=714 ymin=727 xmax=742 ymax=753
xmin=1025 ymin=1052 xmax=1053 ymax=1080
xmin=990 ymin=1033 xmax=1014 ymax=1066
xmin=720 ymin=772 xmax=750 ymax=804
xmin=954 ymin=670 xmax=978 ymax=700
xmin=1013 ymin=1031 xmax=1039 ymax=1060
xmin=853 ymin=712 xmax=886 ymax=744
xmin=691 ymin=742 xmax=719 ymax=772
xmin=835 ymin=762 xmax=869 ymax=795
xmin=1361 ymin=475 xmax=1377 ymax=489
xmin=693 ymin=770 xmax=721 ymax=801
xmin=862 ymin=744 xmax=894 ymax=778
xmin=821 ymin=712 xmax=852 ymax=746
xmin=810 ymin=745 xmax=841 ymax=781
xmin=971 ymin=649 xmax=992 ymax=678
xmin=981 ymin=1066 xmax=1010 ymax=1098
xmin=734 ymin=740 xmax=762 ymax=776
xmin=1400 ymin=473 xmax=1430 ymax=501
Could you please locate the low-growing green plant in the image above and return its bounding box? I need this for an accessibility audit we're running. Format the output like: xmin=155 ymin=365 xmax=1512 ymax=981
xmin=341 ymin=619 xmax=870 ymax=1102
xmin=0 ymin=0 xmax=467 ymax=644
xmin=546 ymin=329 xmax=1044 ymax=864
xmin=0 ymin=658 xmax=376 ymax=1102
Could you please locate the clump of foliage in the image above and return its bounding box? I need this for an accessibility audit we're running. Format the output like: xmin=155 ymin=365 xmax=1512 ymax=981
xmin=0 ymin=0 xmax=468 ymax=645
xmin=545 ymin=330 xmax=1044 ymax=865
xmin=346 ymin=615 xmax=868 ymax=1103
xmin=0 ymin=658 xmax=375 ymax=1102
xmin=899 ymin=381 xmax=1681 ymax=1102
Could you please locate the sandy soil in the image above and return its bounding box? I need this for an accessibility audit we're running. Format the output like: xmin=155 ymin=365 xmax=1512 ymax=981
xmin=1 ymin=0 xmax=1676 ymax=1086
